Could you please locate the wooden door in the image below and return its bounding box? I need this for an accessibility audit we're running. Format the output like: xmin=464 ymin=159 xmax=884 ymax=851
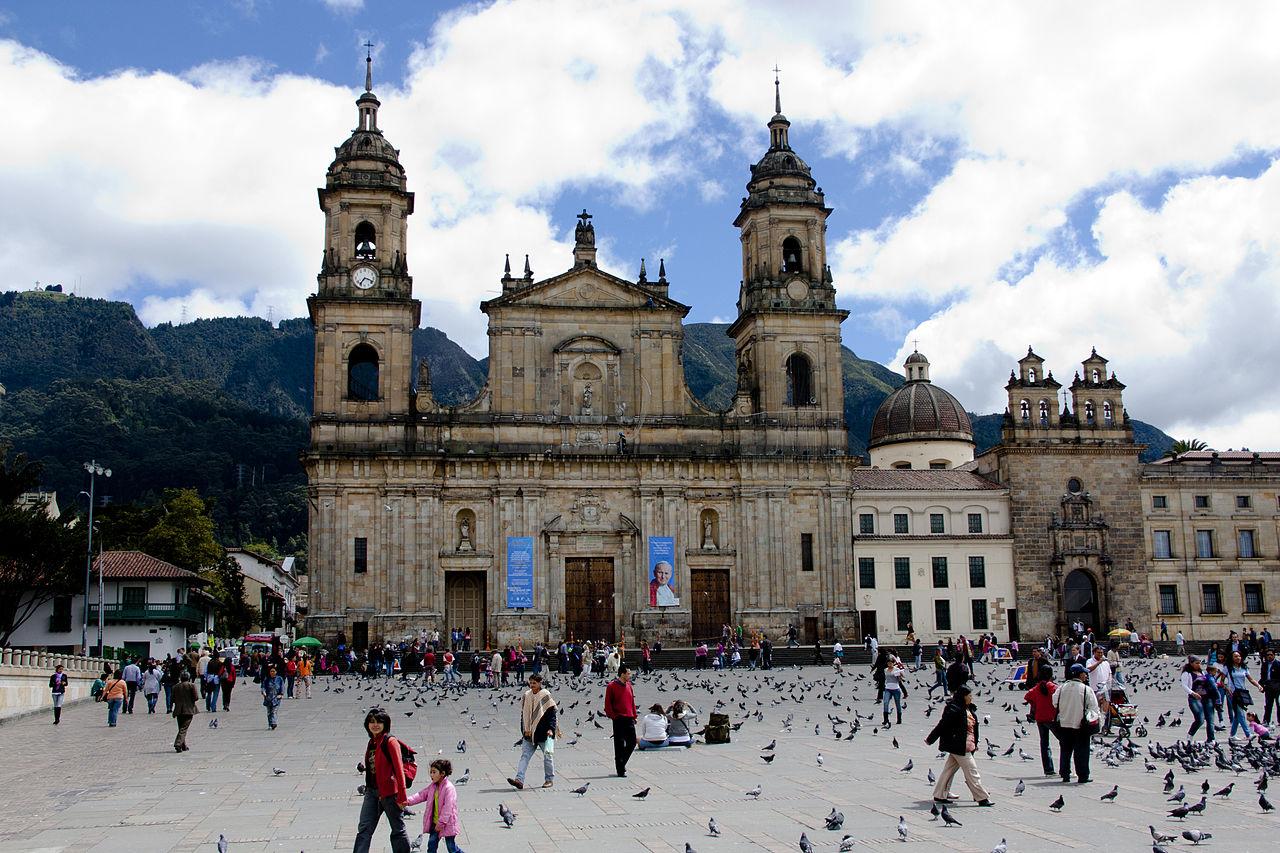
xmin=446 ymin=572 xmax=487 ymax=648
xmin=860 ymin=610 xmax=878 ymax=639
xmin=352 ymin=621 xmax=368 ymax=650
xmin=804 ymin=616 xmax=819 ymax=644
xmin=691 ymin=569 xmax=730 ymax=643
xmin=564 ymin=557 xmax=614 ymax=642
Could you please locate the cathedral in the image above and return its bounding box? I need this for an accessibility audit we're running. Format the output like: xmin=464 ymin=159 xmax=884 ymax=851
xmin=304 ymin=63 xmax=1280 ymax=648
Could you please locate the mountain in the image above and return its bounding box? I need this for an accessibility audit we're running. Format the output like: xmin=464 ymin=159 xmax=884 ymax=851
xmin=0 ymin=291 xmax=1176 ymax=548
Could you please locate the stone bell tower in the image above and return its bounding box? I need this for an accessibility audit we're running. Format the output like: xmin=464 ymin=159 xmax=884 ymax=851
xmin=727 ymin=74 xmax=849 ymax=452
xmin=308 ymin=50 xmax=419 ymax=428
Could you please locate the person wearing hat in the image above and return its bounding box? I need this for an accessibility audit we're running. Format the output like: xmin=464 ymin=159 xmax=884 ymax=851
xmin=1052 ymin=663 xmax=1099 ymax=783
xmin=925 ymin=685 xmax=993 ymax=806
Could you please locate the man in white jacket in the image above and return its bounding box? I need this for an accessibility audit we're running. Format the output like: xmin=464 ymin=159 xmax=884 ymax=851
xmin=1052 ymin=663 xmax=1100 ymax=784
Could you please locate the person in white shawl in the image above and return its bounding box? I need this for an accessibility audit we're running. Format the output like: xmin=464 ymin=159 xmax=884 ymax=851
xmin=508 ymin=674 xmax=557 ymax=789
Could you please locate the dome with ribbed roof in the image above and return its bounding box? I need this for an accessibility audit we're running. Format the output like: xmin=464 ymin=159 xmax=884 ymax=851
xmin=869 ymin=351 xmax=973 ymax=451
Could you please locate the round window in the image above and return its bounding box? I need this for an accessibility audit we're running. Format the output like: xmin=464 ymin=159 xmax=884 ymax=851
xmin=1067 ymin=478 xmax=1083 ymax=494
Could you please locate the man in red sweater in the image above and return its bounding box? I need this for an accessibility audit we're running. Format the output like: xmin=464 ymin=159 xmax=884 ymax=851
xmin=604 ymin=663 xmax=638 ymax=777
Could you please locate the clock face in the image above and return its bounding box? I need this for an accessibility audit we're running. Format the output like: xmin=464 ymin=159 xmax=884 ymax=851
xmin=785 ymin=278 xmax=809 ymax=301
xmin=351 ymin=265 xmax=378 ymax=290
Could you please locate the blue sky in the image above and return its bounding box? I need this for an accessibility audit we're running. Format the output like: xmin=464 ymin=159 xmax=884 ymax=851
xmin=2 ymin=1 xmax=1279 ymax=447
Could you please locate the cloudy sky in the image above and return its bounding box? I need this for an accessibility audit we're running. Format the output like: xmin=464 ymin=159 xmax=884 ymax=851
xmin=2 ymin=1 xmax=1278 ymax=448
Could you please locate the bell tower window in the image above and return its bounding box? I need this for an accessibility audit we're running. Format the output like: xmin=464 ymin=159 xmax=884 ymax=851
xmin=354 ymin=221 xmax=377 ymax=261
xmin=1084 ymin=401 xmax=1095 ymax=424
xmin=785 ymin=352 xmax=814 ymax=407
xmin=781 ymin=236 xmax=803 ymax=274
xmin=1038 ymin=399 xmax=1050 ymax=425
xmin=1090 ymin=368 xmax=1101 ymax=383
xmin=1102 ymin=401 xmax=1113 ymax=424
xmin=1027 ymin=367 xmax=1037 ymax=383
xmin=1019 ymin=399 xmax=1030 ymax=422
xmin=347 ymin=343 xmax=380 ymax=401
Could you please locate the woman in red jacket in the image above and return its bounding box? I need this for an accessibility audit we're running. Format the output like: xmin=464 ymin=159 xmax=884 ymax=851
xmin=1022 ymin=667 xmax=1058 ymax=777
xmin=353 ymin=708 xmax=411 ymax=853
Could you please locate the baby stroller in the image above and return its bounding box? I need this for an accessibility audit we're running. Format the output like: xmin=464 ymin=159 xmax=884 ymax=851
xmin=1105 ymin=685 xmax=1137 ymax=733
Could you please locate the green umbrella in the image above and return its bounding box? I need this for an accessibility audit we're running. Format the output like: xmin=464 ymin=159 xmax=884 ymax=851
xmin=292 ymin=636 xmax=324 ymax=648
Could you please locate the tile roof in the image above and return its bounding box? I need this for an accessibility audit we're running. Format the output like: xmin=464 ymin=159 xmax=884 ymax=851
xmin=850 ymin=469 xmax=1003 ymax=491
xmin=92 ymin=550 xmax=205 ymax=581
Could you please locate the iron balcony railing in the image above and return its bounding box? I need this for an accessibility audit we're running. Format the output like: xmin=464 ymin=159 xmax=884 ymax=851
xmin=89 ymin=603 xmax=208 ymax=625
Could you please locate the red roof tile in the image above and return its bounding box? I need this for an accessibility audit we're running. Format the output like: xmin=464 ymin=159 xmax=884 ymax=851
xmin=92 ymin=550 xmax=206 ymax=581
xmin=850 ymin=469 xmax=1003 ymax=491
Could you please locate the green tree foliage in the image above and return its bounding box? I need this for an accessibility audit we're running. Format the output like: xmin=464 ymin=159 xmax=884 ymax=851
xmin=140 ymin=489 xmax=224 ymax=573
xmin=1164 ymin=438 xmax=1210 ymax=458
xmin=0 ymin=445 xmax=85 ymax=646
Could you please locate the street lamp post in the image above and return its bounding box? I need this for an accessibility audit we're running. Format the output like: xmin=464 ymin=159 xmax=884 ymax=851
xmin=80 ymin=460 xmax=111 ymax=657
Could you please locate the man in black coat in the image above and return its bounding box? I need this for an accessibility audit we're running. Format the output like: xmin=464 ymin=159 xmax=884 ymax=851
xmin=925 ymin=685 xmax=993 ymax=806
xmin=1260 ymin=647 xmax=1280 ymax=726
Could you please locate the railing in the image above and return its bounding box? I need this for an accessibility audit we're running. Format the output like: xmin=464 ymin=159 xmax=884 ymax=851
xmin=0 ymin=647 xmax=112 ymax=673
xmin=89 ymin=603 xmax=208 ymax=624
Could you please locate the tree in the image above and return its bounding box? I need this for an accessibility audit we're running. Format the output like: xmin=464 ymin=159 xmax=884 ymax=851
xmin=1163 ymin=438 xmax=1210 ymax=459
xmin=205 ymin=555 xmax=260 ymax=638
xmin=140 ymin=489 xmax=223 ymax=573
xmin=0 ymin=445 xmax=84 ymax=646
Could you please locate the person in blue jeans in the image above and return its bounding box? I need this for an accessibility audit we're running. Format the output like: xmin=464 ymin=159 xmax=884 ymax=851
xmin=1181 ymin=657 xmax=1216 ymax=742
xmin=261 ymin=665 xmax=284 ymax=730
xmin=1225 ymin=651 xmax=1262 ymax=739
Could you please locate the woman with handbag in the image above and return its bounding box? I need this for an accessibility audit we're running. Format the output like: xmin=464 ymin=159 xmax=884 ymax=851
xmin=1051 ymin=663 xmax=1099 ymax=784
xmin=1225 ymin=650 xmax=1262 ymax=740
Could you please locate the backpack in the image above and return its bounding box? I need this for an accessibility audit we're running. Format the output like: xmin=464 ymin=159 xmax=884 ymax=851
xmin=705 ymin=712 xmax=731 ymax=745
xmin=382 ymin=736 xmax=419 ymax=787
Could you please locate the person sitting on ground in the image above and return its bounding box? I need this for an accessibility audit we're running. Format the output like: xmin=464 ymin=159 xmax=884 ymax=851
xmin=636 ymin=702 xmax=671 ymax=749
xmin=665 ymin=700 xmax=696 ymax=748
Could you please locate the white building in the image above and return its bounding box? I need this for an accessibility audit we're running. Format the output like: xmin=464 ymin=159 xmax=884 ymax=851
xmin=10 ymin=551 xmax=215 ymax=659
xmin=226 ymin=548 xmax=299 ymax=635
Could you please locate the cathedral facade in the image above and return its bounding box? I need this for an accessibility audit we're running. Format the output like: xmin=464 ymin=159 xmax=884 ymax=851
xmin=304 ymin=68 xmax=1274 ymax=648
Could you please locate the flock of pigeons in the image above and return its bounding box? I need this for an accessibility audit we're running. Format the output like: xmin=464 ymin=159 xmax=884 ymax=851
xmin=215 ymin=652 xmax=1278 ymax=851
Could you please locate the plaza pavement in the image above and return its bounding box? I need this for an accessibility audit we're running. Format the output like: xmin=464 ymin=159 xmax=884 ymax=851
xmin=0 ymin=655 xmax=1276 ymax=852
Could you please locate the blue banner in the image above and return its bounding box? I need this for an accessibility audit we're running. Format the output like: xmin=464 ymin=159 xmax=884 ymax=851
xmin=647 ymin=536 xmax=679 ymax=607
xmin=506 ymin=536 xmax=534 ymax=609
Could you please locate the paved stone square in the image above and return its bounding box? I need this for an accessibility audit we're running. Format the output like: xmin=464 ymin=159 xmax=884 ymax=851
xmin=0 ymin=656 xmax=1276 ymax=852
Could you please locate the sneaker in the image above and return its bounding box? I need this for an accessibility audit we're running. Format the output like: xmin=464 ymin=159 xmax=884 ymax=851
xmin=507 ymin=778 xmax=524 ymax=790
xmin=977 ymin=800 xmax=995 ymax=807
xmin=542 ymin=780 xmax=554 ymax=788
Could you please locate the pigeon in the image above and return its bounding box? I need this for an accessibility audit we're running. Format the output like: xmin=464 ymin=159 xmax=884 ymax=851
xmin=762 ymin=739 xmax=776 ymax=751
xmin=1167 ymin=785 xmax=1185 ymax=803
xmin=570 ymin=782 xmax=590 ymax=797
xmin=217 ymin=835 xmax=228 ymax=853
xmin=799 ymin=832 xmax=814 ymax=853
xmin=633 ymin=787 xmax=651 ymax=799
xmin=208 ymin=718 xmax=219 ymax=729
xmin=761 ymin=754 xmax=776 ymax=764
xmin=455 ymin=768 xmax=469 ymax=785
xmin=898 ymin=815 xmax=908 ymax=841
xmin=1014 ymin=779 xmax=1025 ymax=796
xmin=456 ymin=739 xmax=466 ymax=753
xmin=900 ymin=759 xmax=913 ymax=772
xmin=929 ymin=803 xmax=939 ymax=820
xmin=498 ymin=803 xmax=516 ymax=828
xmin=746 ymin=784 xmax=762 ymax=799
xmin=825 ymin=809 xmax=844 ymax=830
xmin=1262 ymin=793 xmax=1275 ymax=813
xmin=708 ymin=817 xmax=720 ymax=837
xmin=1214 ymin=782 xmax=1233 ymax=798
xmin=685 ymin=845 xmax=696 ymax=853
xmin=1100 ymin=785 xmax=1118 ymax=802
xmin=409 ymin=833 xmax=423 ymax=851
xmin=840 ymin=836 xmax=856 ymax=852
xmin=1168 ymin=804 xmax=1191 ymax=821
xmin=1154 ymin=846 xmax=1172 ymax=853
xmin=272 ymin=768 xmax=286 ymax=776
xmin=816 ymin=752 xmax=824 ymax=768
xmin=940 ymin=806 xmax=962 ymax=827
xmin=928 ymin=768 xmax=936 ymax=784
xmin=1181 ymin=830 xmax=1213 ymax=845
xmin=991 ymin=840 xmax=1007 ymax=853
xmin=1049 ymin=795 xmax=1064 ymax=812
xmin=1150 ymin=826 xmax=1176 ymax=844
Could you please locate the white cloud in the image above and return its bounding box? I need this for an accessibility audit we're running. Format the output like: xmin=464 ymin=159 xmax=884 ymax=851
xmin=319 ymin=0 xmax=364 ymax=12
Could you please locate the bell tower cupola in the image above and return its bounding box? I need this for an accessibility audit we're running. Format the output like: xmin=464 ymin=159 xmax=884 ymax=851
xmin=727 ymin=72 xmax=849 ymax=452
xmin=307 ymin=47 xmax=420 ymax=424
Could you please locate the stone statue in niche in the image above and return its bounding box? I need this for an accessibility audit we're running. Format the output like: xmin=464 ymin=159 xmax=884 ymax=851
xmin=550 ymin=399 xmax=561 ymax=417
xmin=457 ymin=516 xmax=473 ymax=552
xmin=416 ymin=358 xmax=431 ymax=393
xmin=702 ymin=518 xmax=716 ymax=549
xmin=581 ymin=382 xmax=593 ymax=415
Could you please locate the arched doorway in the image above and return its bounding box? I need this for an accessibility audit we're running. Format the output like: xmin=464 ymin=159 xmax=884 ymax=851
xmin=1063 ymin=570 xmax=1099 ymax=633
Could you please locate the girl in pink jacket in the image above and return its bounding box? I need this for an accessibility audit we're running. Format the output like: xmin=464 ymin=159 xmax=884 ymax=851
xmin=400 ymin=759 xmax=465 ymax=852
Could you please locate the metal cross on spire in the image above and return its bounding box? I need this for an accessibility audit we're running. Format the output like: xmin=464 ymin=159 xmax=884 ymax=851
xmin=364 ymin=40 xmax=375 ymax=92
xmin=773 ymin=64 xmax=782 ymax=114
xmin=912 ymin=338 xmax=919 ymax=352
xmin=577 ymin=209 xmax=593 ymax=226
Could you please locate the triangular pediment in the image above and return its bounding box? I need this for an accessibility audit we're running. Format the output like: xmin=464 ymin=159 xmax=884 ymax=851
xmin=481 ymin=266 xmax=689 ymax=314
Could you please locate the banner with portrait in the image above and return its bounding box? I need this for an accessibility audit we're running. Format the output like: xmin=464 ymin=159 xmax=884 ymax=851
xmin=647 ymin=536 xmax=678 ymax=607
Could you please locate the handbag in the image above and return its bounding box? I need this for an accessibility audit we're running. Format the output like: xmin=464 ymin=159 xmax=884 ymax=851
xmin=1234 ymin=688 xmax=1253 ymax=707
xmin=1082 ymin=706 xmax=1101 ymax=735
